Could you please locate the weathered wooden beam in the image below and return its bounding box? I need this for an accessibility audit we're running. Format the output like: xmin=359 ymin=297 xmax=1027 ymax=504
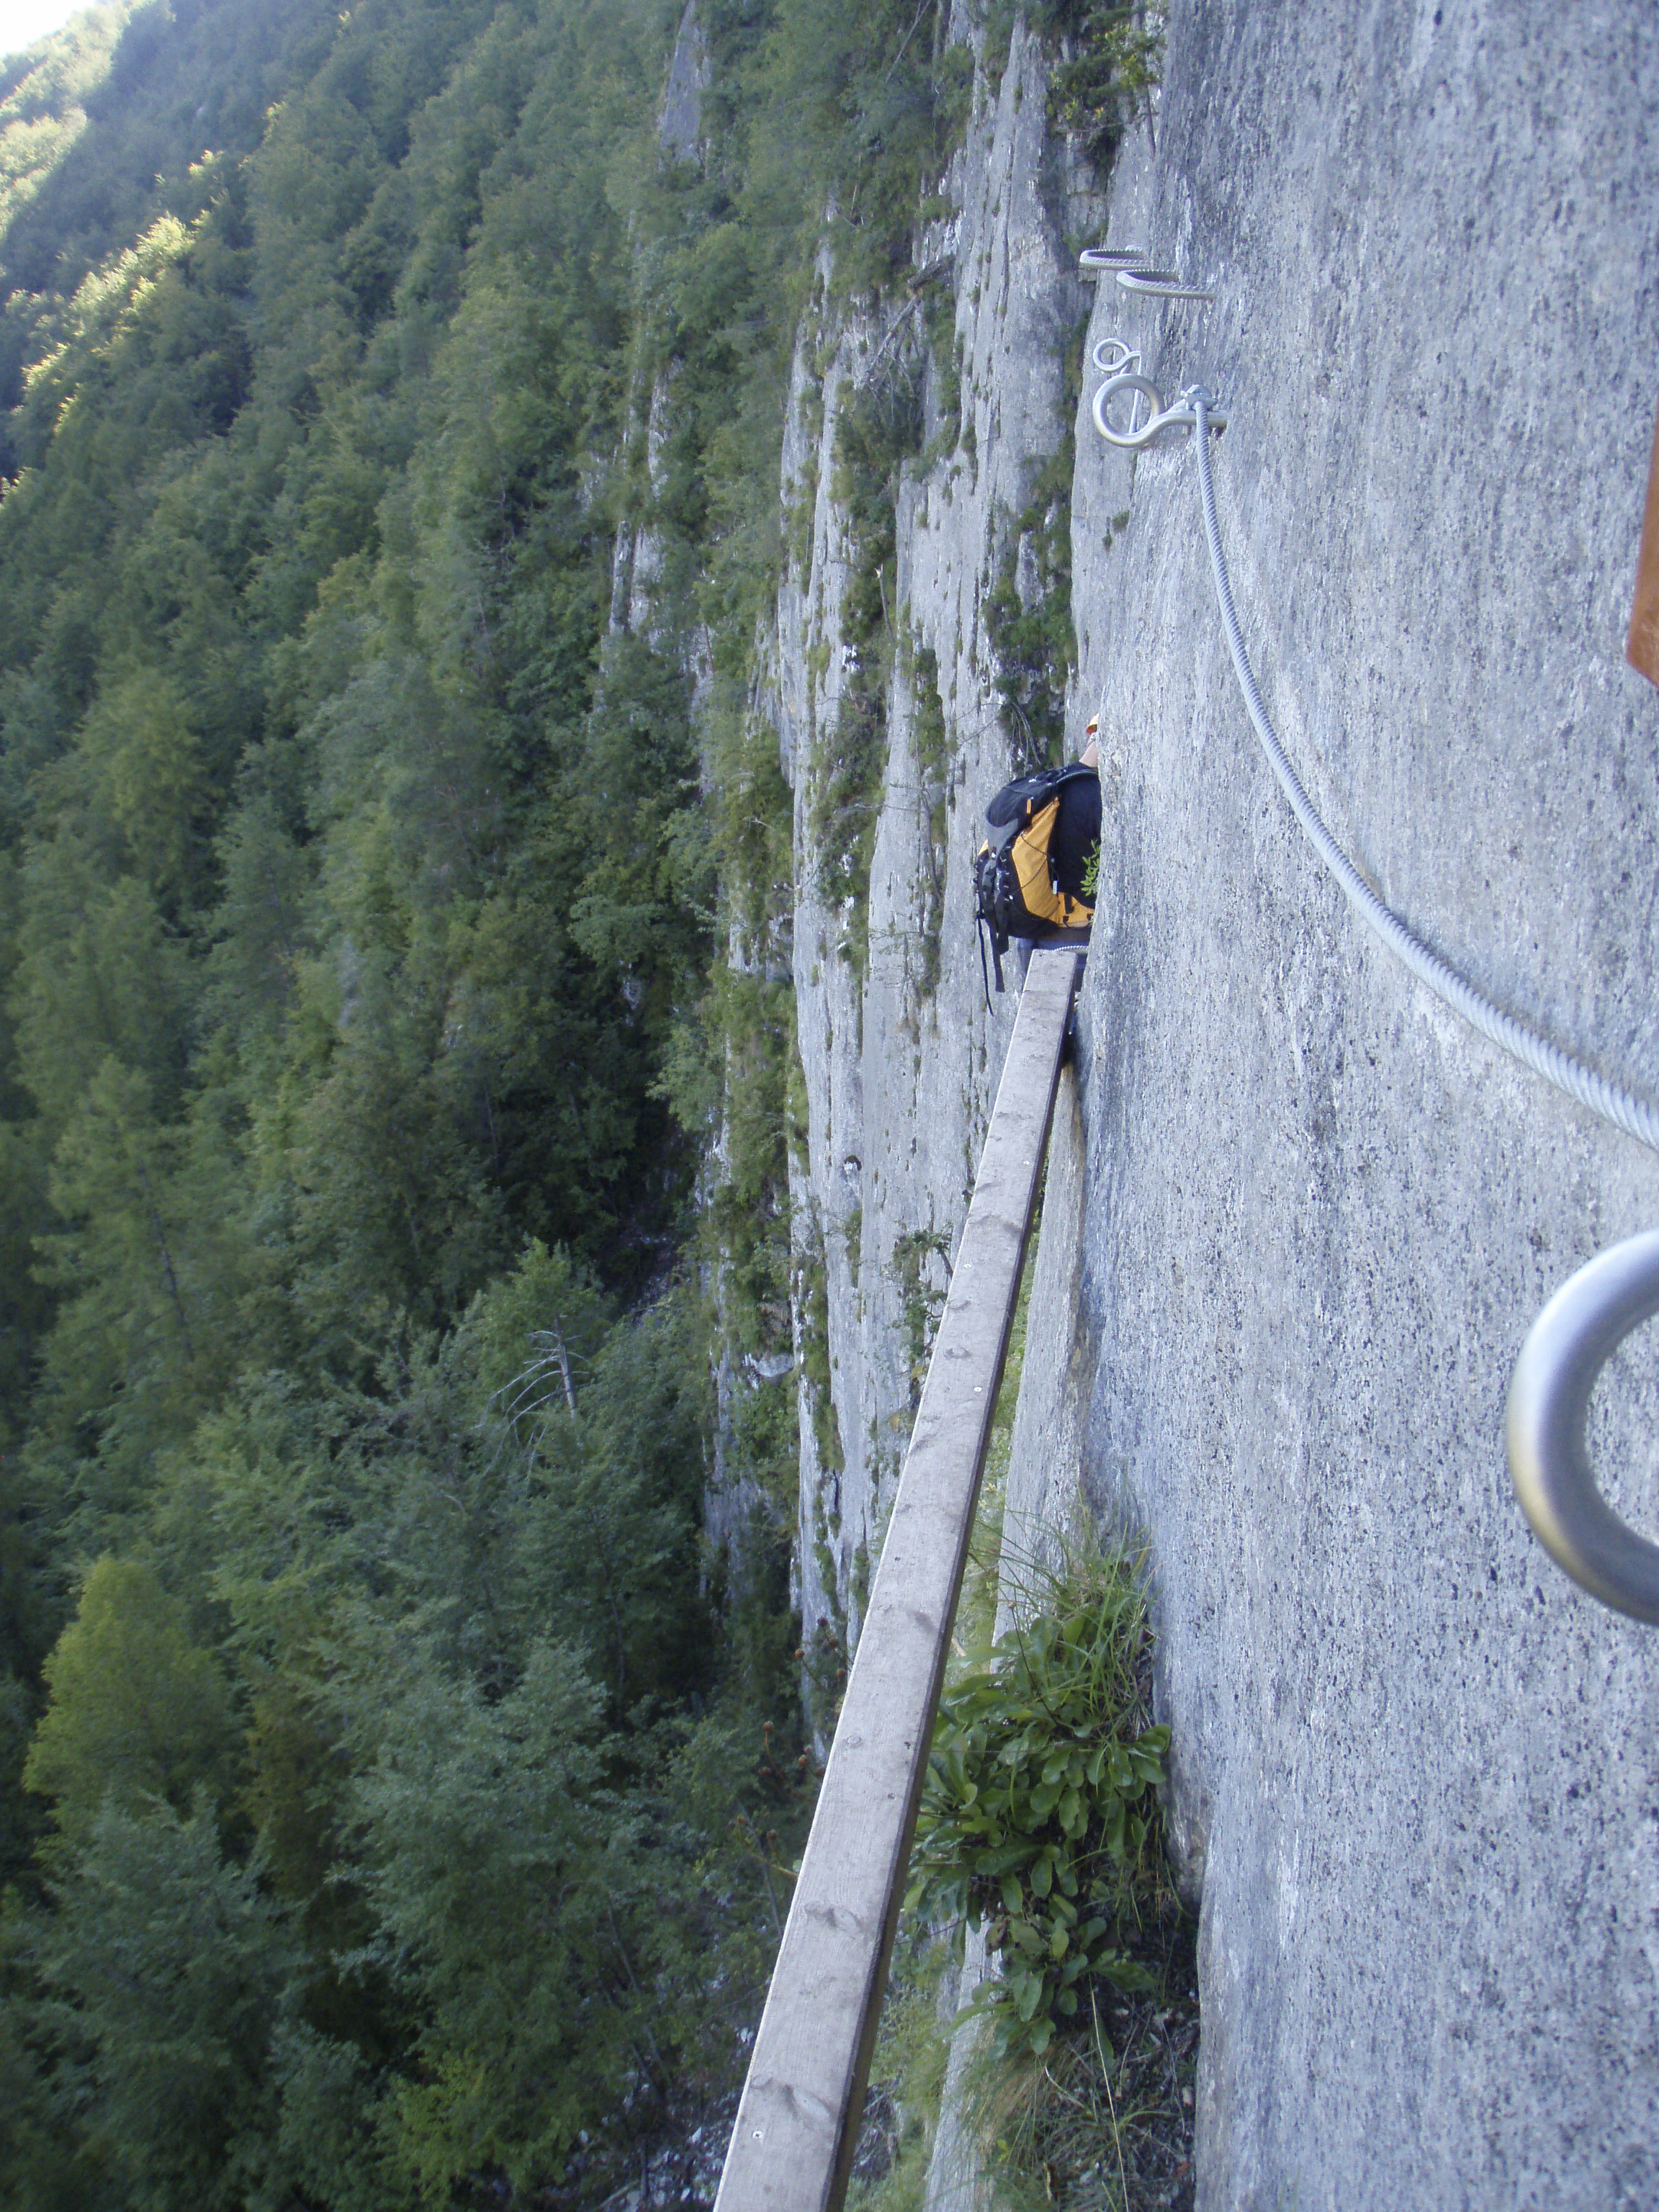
xmin=714 ymin=945 xmax=1085 ymax=2212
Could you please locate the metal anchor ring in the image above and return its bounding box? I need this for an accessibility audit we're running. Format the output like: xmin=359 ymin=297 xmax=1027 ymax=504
xmin=1092 ymin=370 xmax=1166 ymax=447
xmin=1506 ymin=1229 xmax=1659 ymax=1624
xmin=1091 ymin=372 xmax=1225 ymax=451
xmin=1090 ymin=336 xmax=1141 ymax=377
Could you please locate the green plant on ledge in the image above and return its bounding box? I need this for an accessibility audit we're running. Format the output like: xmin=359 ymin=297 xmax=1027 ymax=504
xmin=905 ymin=1555 xmax=1169 ymax=2060
xmin=1042 ymin=1 xmax=1165 ymax=163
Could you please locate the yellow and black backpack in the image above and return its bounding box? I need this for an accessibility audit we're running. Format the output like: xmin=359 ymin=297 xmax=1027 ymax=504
xmin=973 ymin=763 xmax=1098 ymax=995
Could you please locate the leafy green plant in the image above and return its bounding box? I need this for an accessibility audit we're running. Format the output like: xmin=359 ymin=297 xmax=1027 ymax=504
xmin=1043 ymin=2 xmax=1165 ymax=164
xmin=907 ymin=1559 xmax=1169 ymax=2059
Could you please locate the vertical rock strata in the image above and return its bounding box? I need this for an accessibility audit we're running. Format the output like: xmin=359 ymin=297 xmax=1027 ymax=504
xmin=756 ymin=0 xmax=1657 ymax=2200
xmin=773 ymin=18 xmax=1100 ymax=1676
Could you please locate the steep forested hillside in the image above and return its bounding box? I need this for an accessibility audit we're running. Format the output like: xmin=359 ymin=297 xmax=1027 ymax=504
xmin=0 ymin=0 xmax=1020 ymax=2200
xmin=0 ymin=0 xmax=960 ymax=2203
xmin=0 ymin=0 xmax=706 ymax=2190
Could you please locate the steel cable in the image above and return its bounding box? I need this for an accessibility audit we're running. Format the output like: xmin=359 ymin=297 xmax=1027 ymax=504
xmin=1187 ymin=389 xmax=1659 ymax=1158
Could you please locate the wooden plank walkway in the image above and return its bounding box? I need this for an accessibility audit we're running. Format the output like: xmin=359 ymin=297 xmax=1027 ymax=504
xmin=714 ymin=945 xmax=1085 ymax=2212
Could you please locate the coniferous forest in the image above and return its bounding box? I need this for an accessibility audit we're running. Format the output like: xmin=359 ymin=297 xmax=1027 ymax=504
xmin=0 ymin=0 xmax=998 ymax=2199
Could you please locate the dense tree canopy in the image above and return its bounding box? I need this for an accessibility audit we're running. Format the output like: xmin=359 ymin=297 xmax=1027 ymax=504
xmin=0 ymin=0 xmax=991 ymax=2198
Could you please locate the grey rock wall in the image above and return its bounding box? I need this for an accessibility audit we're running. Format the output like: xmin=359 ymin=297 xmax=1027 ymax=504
xmin=755 ymin=0 xmax=1658 ymax=2198
xmin=775 ymin=19 xmax=1102 ymax=1668
xmin=658 ymin=0 xmax=708 ymax=167
xmin=1068 ymin=3 xmax=1659 ymax=2203
xmin=998 ymin=1060 xmax=1092 ymax=1632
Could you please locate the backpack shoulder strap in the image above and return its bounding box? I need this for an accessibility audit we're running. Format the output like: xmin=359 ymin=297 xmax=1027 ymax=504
xmin=1043 ymin=762 xmax=1100 ymax=803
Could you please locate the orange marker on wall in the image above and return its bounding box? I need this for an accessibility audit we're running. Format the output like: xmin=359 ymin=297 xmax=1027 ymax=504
xmin=1629 ymin=397 xmax=1659 ymax=688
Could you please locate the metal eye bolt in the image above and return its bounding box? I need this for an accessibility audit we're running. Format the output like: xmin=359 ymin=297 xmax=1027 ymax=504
xmin=1507 ymin=1230 xmax=1659 ymax=1625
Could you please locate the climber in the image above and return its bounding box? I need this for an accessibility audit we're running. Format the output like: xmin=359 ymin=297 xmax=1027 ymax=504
xmin=972 ymin=718 xmax=1103 ymax=998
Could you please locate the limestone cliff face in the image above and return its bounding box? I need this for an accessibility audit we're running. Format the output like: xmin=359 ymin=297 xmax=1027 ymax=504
xmin=762 ymin=0 xmax=1658 ymax=2202
xmin=772 ymin=15 xmax=1101 ymax=1676
xmin=1066 ymin=4 xmax=1659 ymax=2204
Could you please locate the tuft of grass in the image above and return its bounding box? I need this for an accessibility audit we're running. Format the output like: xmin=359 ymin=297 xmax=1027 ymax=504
xmin=968 ymin=1946 xmax=1200 ymax=2210
xmin=912 ymin=1530 xmax=1199 ymax=2208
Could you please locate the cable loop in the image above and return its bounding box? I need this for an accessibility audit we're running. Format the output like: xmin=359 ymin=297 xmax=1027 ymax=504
xmin=1089 ymin=356 xmax=1659 ymax=1622
xmin=1092 ymin=371 xmax=1226 ymax=450
xmin=1187 ymin=391 xmax=1659 ymax=1157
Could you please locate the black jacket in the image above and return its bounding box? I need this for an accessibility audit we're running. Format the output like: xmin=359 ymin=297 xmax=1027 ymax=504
xmin=1046 ymin=762 xmax=1102 ymax=904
